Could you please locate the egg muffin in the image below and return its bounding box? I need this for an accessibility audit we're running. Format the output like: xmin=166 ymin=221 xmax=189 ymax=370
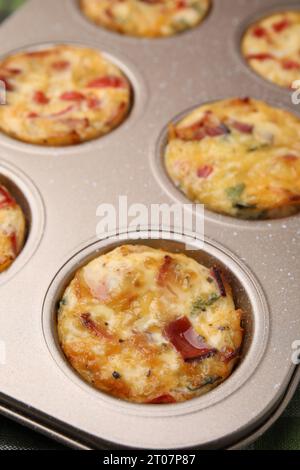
xmin=0 ymin=45 xmax=131 ymax=146
xmin=0 ymin=185 xmax=26 ymax=273
xmin=58 ymin=244 xmax=243 ymax=404
xmin=242 ymin=11 xmax=300 ymax=88
xmin=165 ymin=98 xmax=300 ymax=219
xmin=80 ymin=0 xmax=211 ymax=38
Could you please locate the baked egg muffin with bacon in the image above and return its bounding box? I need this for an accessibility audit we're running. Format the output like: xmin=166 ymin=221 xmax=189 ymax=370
xmin=57 ymin=245 xmax=243 ymax=404
xmin=0 ymin=45 xmax=131 ymax=146
xmin=242 ymin=11 xmax=300 ymax=88
xmin=165 ymin=98 xmax=300 ymax=219
xmin=0 ymin=184 xmax=26 ymax=273
xmin=80 ymin=0 xmax=211 ymax=38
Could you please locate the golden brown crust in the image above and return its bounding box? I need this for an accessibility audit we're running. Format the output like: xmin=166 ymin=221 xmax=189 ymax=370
xmin=80 ymin=0 xmax=211 ymax=38
xmin=242 ymin=11 xmax=300 ymax=88
xmin=58 ymin=245 xmax=243 ymax=404
xmin=165 ymin=98 xmax=300 ymax=219
xmin=0 ymin=45 xmax=131 ymax=146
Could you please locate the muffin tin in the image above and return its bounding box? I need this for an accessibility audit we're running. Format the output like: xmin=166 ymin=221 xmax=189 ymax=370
xmin=0 ymin=0 xmax=299 ymax=449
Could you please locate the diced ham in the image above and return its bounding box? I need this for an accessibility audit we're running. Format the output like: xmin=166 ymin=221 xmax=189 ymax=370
xmin=87 ymin=76 xmax=127 ymax=89
xmin=175 ymin=113 xmax=230 ymax=141
xmin=252 ymin=26 xmax=267 ymax=38
xmin=27 ymin=112 xmax=39 ymax=118
xmin=60 ymin=91 xmax=85 ymax=101
xmin=197 ymin=165 xmax=214 ymax=178
xmin=272 ymin=18 xmax=291 ymax=33
xmin=33 ymin=91 xmax=50 ymax=105
xmin=281 ymin=154 xmax=299 ymax=162
xmin=210 ymin=266 xmax=227 ymax=297
xmin=0 ymin=186 xmax=16 ymax=209
xmin=164 ymin=316 xmax=217 ymax=361
xmin=148 ymin=394 xmax=176 ymax=404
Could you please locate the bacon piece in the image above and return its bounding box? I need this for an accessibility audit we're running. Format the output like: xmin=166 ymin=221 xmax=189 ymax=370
xmin=157 ymin=255 xmax=173 ymax=286
xmin=252 ymin=26 xmax=267 ymax=38
xmin=148 ymin=395 xmax=176 ymax=404
xmin=175 ymin=115 xmax=230 ymax=142
xmin=80 ymin=313 xmax=112 ymax=339
xmin=272 ymin=18 xmax=291 ymax=33
xmin=210 ymin=266 xmax=226 ymax=297
xmin=10 ymin=232 xmax=18 ymax=256
xmin=51 ymin=60 xmax=70 ymax=71
xmin=33 ymin=91 xmax=50 ymax=105
xmin=60 ymin=91 xmax=85 ymax=102
xmin=87 ymin=76 xmax=127 ymax=89
xmin=281 ymin=59 xmax=300 ymax=70
xmin=197 ymin=165 xmax=214 ymax=178
xmin=230 ymin=120 xmax=254 ymax=134
xmin=247 ymin=53 xmax=274 ymax=61
xmin=164 ymin=316 xmax=216 ymax=361
xmin=0 ymin=186 xmax=16 ymax=209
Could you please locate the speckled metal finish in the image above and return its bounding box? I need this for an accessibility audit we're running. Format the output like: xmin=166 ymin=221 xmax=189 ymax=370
xmin=0 ymin=0 xmax=299 ymax=449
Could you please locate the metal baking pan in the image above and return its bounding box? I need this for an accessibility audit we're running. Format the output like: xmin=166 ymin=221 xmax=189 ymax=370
xmin=0 ymin=0 xmax=299 ymax=449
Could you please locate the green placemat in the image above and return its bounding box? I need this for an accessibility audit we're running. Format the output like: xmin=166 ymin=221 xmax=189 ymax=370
xmin=0 ymin=0 xmax=299 ymax=451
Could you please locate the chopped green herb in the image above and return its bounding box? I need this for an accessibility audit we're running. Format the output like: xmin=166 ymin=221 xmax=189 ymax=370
xmin=226 ymin=183 xmax=246 ymax=202
xmin=191 ymin=293 xmax=220 ymax=315
xmin=187 ymin=375 xmax=221 ymax=392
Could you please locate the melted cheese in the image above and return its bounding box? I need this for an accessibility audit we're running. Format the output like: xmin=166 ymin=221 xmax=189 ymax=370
xmin=58 ymin=245 xmax=243 ymax=404
xmin=80 ymin=0 xmax=211 ymax=38
xmin=0 ymin=45 xmax=131 ymax=146
xmin=242 ymin=11 xmax=300 ymax=88
xmin=165 ymin=98 xmax=300 ymax=219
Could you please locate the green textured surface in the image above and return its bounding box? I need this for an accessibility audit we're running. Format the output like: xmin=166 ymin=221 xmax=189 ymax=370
xmin=0 ymin=0 xmax=299 ymax=451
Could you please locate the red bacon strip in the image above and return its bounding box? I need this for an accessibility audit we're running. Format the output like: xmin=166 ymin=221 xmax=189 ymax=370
xmin=148 ymin=394 xmax=176 ymax=404
xmin=51 ymin=60 xmax=70 ymax=71
xmin=230 ymin=120 xmax=254 ymax=134
xmin=157 ymin=255 xmax=173 ymax=286
xmin=272 ymin=18 xmax=291 ymax=33
xmin=281 ymin=59 xmax=300 ymax=70
xmin=0 ymin=186 xmax=16 ymax=209
xmin=252 ymin=26 xmax=267 ymax=38
xmin=164 ymin=316 xmax=216 ymax=361
xmin=60 ymin=91 xmax=85 ymax=102
xmin=247 ymin=53 xmax=274 ymax=61
xmin=87 ymin=76 xmax=127 ymax=89
xmin=10 ymin=232 xmax=18 ymax=257
xmin=33 ymin=91 xmax=50 ymax=105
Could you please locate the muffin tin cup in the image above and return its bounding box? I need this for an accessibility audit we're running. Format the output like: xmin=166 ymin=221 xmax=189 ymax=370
xmin=0 ymin=0 xmax=299 ymax=449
